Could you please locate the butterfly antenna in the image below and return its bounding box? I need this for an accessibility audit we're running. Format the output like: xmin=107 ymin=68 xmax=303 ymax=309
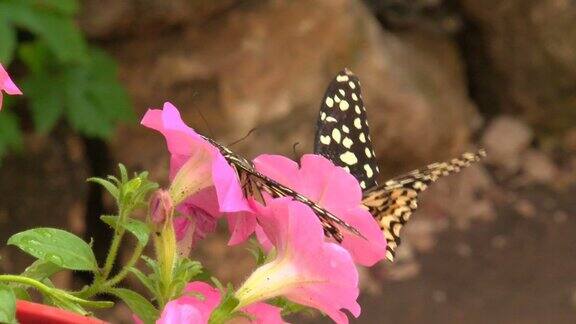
xmin=229 ymin=127 xmax=258 ymax=147
xmin=196 ymin=108 xmax=215 ymax=139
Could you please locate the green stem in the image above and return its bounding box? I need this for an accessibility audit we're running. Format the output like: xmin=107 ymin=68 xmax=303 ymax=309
xmin=104 ymin=242 xmax=144 ymax=288
xmin=101 ymin=210 xmax=127 ymax=279
xmin=0 ymin=274 xmax=54 ymax=296
xmin=0 ymin=275 xmax=113 ymax=309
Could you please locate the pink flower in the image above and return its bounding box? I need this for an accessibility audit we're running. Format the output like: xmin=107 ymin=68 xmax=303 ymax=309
xmin=253 ymin=154 xmax=387 ymax=266
xmin=235 ymin=198 xmax=361 ymax=324
xmin=156 ymin=282 xmax=285 ymax=324
xmin=142 ymin=102 xmax=255 ymax=250
xmin=0 ymin=64 xmax=22 ymax=110
xmin=157 ymin=282 xmax=220 ymax=324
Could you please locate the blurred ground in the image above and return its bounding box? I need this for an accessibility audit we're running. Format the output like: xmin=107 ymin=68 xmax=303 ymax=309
xmin=2 ymin=0 xmax=576 ymax=323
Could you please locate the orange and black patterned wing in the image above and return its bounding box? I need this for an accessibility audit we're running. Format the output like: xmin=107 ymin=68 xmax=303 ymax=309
xmin=362 ymin=150 xmax=486 ymax=261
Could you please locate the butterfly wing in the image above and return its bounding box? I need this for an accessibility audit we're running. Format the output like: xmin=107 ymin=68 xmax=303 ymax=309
xmin=313 ymin=68 xmax=380 ymax=190
xmin=362 ymin=150 xmax=486 ymax=261
xmin=202 ymin=135 xmax=361 ymax=241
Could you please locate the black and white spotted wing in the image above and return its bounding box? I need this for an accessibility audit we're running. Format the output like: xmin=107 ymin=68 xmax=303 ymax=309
xmin=314 ymin=69 xmax=486 ymax=262
xmin=200 ymin=135 xmax=361 ymax=242
xmin=314 ymin=68 xmax=380 ymax=190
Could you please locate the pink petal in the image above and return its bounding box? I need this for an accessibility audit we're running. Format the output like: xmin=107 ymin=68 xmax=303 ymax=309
xmin=158 ymin=281 xmax=222 ymax=324
xmin=253 ymin=155 xmax=300 ymax=189
xmin=298 ymin=154 xmax=362 ymax=210
xmin=338 ymin=209 xmax=387 ymax=266
xmin=0 ymin=64 xmax=22 ymax=95
xmin=254 ymin=224 xmax=273 ymax=252
xmin=157 ymin=297 xmax=205 ymax=324
xmin=242 ymin=303 xmax=287 ymax=324
xmin=184 ymin=281 xmax=222 ymax=314
xmin=227 ymin=211 xmax=257 ymax=245
xmin=253 ymin=153 xmax=387 ymax=266
xmin=248 ymin=199 xmax=361 ymax=324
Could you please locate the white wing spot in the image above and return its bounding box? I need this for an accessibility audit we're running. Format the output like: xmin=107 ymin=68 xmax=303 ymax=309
xmin=354 ymin=118 xmax=362 ymax=129
xmin=352 ymin=93 xmax=358 ymax=101
xmin=343 ymin=137 xmax=353 ymax=148
xmin=325 ymin=97 xmax=334 ymax=108
xmin=360 ymin=181 xmax=366 ymax=189
xmin=339 ymin=89 xmax=345 ymax=96
xmin=320 ymin=135 xmax=331 ymax=145
xmin=376 ymin=166 xmax=380 ymax=172
xmin=349 ymin=81 xmax=356 ymax=89
xmin=339 ymin=151 xmax=358 ymax=165
xmin=355 ymin=105 xmax=361 ymax=114
xmin=359 ymin=133 xmax=366 ymax=143
xmin=364 ymin=164 xmax=374 ymax=178
xmin=326 ymin=116 xmax=337 ymax=123
xmin=332 ymin=128 xmax=342 ymax=143
xmin=343 ymin=166 xmax=350 ymax=173
xmin=365 ymin=147 xmax=372 ymax=158
xmin=334 ymin=95 xmax=341 ymax=103
xmin=342 ymin=125 xmax=350 ymax=133
xmin=320 ymin=112 xmax=326 ymax=120
xmin=336 ymin=75 xmax=349 ymax=82
xmin=339 ymin=100 xmax=349 ymax=111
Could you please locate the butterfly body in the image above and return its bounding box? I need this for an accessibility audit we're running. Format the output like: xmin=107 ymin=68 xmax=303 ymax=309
xmin=315 ymin=69 xmax=485 ymax=261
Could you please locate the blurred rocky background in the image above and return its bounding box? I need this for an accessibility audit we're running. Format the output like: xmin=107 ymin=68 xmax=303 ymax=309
xmin=1 ymin=0 xmax=576 ymax=322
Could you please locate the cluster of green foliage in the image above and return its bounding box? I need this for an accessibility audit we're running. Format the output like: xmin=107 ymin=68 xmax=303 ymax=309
xmin=0 ymin=0 xmax=133 ymax=159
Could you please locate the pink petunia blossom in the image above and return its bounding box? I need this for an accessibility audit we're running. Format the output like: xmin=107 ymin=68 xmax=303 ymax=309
xmin=0 ymin=64 xmax=22 ymax=110
xmin=235 ymin=198 xmax=361 ymax=324
xmin=155 ymin=281 xmax=286 ymax=324
xmin=253 ymin=154 xmax=387 ymax=266
xmin=142 ymin=102 xmax=256 ymax=252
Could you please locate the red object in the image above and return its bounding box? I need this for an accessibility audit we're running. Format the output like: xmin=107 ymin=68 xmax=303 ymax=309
xmin=16 ymin=300 xmax=109 ymax=324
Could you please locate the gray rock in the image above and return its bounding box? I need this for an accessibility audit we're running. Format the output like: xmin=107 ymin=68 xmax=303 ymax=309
xmin=481 ymin=116 xmax=533 ymax=170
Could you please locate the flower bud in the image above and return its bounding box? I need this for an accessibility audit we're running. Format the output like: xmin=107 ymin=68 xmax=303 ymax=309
xmin=149 ymin=189 xmax=174 ymax=225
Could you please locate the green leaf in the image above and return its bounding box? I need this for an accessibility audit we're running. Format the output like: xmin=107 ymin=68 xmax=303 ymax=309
xmin=9 ymin=3 xmax=87 ymax=63
xmin=12 ymin=286 xmax=31 ymax=301
xmin=119 ymin=164 xmax=129 ymax=183
xmin=110 ymin=288 xmax=158 ymax=324
xmin=22 ymin=72 xmax=64 ymax=133
xmin=0 ymin=284 xmax=17 ymax=324
xmin=208 ymin=286 xmax=240 ymax=324
xmin=0 ymin=21 xmax=16 ymax=64
xmin=18 ymin=41 xmax=51 ymax=75
xmin=63 ymin=66 xmax=113 ymax=138
xmin=100 ymin=215 xmax=150 ymax=246
xmin=7 ymin=228 xmax=98 ymax=271
xmin=46 ymin=294 xmax=88 ymax=315
xmin=129 ymin=267 xmax=157 ymax=297
xmin=269 ymin=297 xmax=311 ymax=316
xmin=173 ymin=259 xmax=203 ymax=284
xmin=21 ymin=259 xmax=64 ymax=281
xmin=87 ymin=177 xmax=119 ymax=199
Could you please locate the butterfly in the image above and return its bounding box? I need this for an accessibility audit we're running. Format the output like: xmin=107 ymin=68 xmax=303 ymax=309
xmin=314 ymin=68 xmax=486 ymax=261
xmin=200 ymin=135 xmax=361 ymax=242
